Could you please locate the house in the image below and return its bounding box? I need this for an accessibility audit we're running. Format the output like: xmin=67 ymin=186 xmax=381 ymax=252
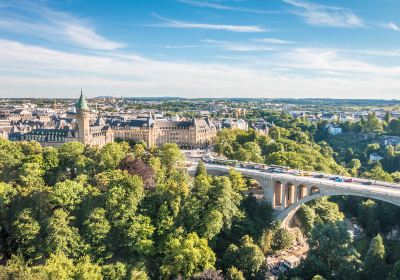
xmin=370 ymin=153 xmax=384 ymax=162
xmin=282 ymin=256 xmax=301 ymax=269
xmin=327 ymin=124 xmax=342 ymax=135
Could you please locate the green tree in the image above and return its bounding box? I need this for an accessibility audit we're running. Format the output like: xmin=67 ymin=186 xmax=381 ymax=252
xmin=101 ymin=262 xmax=127 ymax=280
xmin=43 ymin=253 xmax=76 ymax=280
xmin=82 ymin=207 xmax=111 ymax=261
xmin=195 ymin=161 xmax=208 ymax=177
xmin=97 ymin=142 xmax=129 ymax=171
xmin=45 ymin=209 xmax=83 ymax=258
xmin=358 ymin=199 xmax=378 ymax=235
xmin=299 ymin=222 xmax=361 ymax=280
xmin=75 ymin=255 xmax=103 ymax=280
xmin=160 ymin=231 xmax=216 ymax=279
xmin=49 ymin=180 xmax=86 ymax=211
xmin=223 ymin=235 xmax=264 ymax=279
xmin=9 ymin=208 xmax=42 ymax=261
xmin=362 ymin=234 xmax=389 ymax=280
xmin=159 ymin=143 xmax=184 ymax=170
xmin=226 ymin=267 xmax=245 ymax=280
xmin=388 ymin=261 xmax=400 ymax=280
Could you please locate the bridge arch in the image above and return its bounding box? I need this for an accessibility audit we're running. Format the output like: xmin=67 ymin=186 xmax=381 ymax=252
xmin=194 ymin=163 xmax=400 ymax=228
xmin=278 ymin=191 xmax=400 ymax=228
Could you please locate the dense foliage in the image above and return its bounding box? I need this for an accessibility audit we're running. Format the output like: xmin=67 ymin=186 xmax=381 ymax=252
xmin=0 ymin=139 xmax=275 ymax=279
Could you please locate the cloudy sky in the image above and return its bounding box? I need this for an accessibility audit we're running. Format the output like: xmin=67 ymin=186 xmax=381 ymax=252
xmin=1 ymin=0 xmax=400 ymax=99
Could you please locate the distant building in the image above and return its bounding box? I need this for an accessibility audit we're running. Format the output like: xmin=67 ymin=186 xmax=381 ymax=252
xmin=327 ymin=124 xmax=342 ymax=135
xmin=282 ymin=256 xmax=301 ymax=269
xmin=112 ymin=114 xmax=216 ymax=148
xmin=222 ymin=118 xmax=248 ymax=131
xmin=9 ymin=92 xmax=114 ymax=147
xmin=382 ymin=136 xmax=400 ymax=147
xmin=252 ymin=118 xmax=271 ymax=135
xmin=369 ymin=153 xmax=384 ymax=162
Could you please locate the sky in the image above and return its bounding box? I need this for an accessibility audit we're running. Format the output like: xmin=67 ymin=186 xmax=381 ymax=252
xmin=1 ymin=0 xmax=400 ymax=99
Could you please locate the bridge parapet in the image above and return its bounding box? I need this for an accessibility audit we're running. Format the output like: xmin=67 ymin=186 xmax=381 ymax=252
xmin=190 ymin=163 xmax=400 ymax=226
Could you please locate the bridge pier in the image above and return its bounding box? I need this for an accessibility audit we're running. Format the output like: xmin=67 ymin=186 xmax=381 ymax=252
xmin=192 ymin=163 xmax=400 ymax=227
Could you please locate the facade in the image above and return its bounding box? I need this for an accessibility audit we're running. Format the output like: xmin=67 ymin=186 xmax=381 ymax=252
xmin=9 ymin=93 xmax=114 ymax=148
xmin=112 ymin=114 xmax=216 ymax=148
xmin=327 ymin=124 xmax=342 ymax=135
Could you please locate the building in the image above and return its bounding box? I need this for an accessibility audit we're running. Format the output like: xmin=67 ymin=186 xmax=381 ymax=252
xmin=222 ymin=118 xmax=248 ymax=131
xmin=327 ymin=124 xmax=342 ymax=135
xmin=369 ymin=153 xmax=384 ymax=162
xmin=112 ymin=114 xmax=216 ymax=148
xmin=9 ymin=92 xmax=114 ymax=147
xmin=282 ymin=256 xmax=301 ymax=269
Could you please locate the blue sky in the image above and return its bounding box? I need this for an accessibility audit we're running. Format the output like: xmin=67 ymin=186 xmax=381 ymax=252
xmin=1 ymin=0 xmax=400 ymax=99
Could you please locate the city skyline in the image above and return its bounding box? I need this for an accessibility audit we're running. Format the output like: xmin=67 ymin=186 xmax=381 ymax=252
xmin=1 ymin=0 xmax=400 ymax=99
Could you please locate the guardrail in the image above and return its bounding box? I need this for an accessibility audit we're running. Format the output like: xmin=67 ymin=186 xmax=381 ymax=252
xmin=200 ymin=162 xmax=400 ymax=199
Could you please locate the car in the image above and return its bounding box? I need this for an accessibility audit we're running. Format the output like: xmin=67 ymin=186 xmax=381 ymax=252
xmin=345 ymin=178 xmax=353 ymax=182
xmin=314 ymin=174 xmax=324 ymax=178
xmin=362 ymin=181 xmax=373 ymax=185
xmin=335 ymin=177 xmax=344 ymax=182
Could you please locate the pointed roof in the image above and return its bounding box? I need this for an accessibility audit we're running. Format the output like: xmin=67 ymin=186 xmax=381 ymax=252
xmin=76 ymin=89 xmax=89 ymax=110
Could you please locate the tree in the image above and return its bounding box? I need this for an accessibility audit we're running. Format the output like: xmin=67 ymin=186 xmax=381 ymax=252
xmin=49 ymin=180 xmax=86 ymax=211
xmin=223 ymin=235 xmax=264 ymax=279
xmin=388 ymin=119 xmax=400 ymax=135
xmin=45 ymin=209 xmax=83 ymax=258
xmin=388 ymin=261 xmax=400 ymax=280
xmin=0 ymin=139 xmax=24 ymax=181
xmin=271 ymin=227 xmax=293 ymax=251
xmin=121 ymin=214 xmax=155 ymax=258
xmin=101 ymin=262 xmax=127 ymax=280
xmin=160 ymin=231 xmax=216 ymax=279
xmin=362 ymin=165 xmax=393 ymax=182
xmin=358 ymin=199 xmax=378 ymax=235
xmin=159 ymin=143 xmax=184 ymax=170
xmin=195 ymin=161 xmax=208 ymax=177
xmin=43 ymin=253 xmax=76 ymax=280
xmin=226 ymin=267 xmax=245 ymax=280
xmin=9 ymin=208 xmax=42 ymax=261
xmin=75 ymin=255 xmax=103 ymax=280
xmin=120 ymin=155 xmax=155 ymax=190
xmin=82 ymin=207 xmax=111 ymax=261
xmin=57 ymin=142 xmax=86 ymax=178
xmin=299 ymin=222 xmax=361 ymax=280
xmin=362 ymin=234 xmax=389 ymax=280
xmin=97 ymin=142 xmax=129 ymax=171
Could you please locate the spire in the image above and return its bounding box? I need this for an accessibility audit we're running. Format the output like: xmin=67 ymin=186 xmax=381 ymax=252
xmin=76 ymin=89 xmax=89 ymax=111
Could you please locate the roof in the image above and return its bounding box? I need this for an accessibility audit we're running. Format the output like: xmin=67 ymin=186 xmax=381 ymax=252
xmin=76 ymin=90 xmax=89 ymax=111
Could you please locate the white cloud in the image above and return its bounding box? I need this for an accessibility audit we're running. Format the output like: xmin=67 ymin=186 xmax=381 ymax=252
xmin=165 ymin=45 xmax=201 ymax=49
xmin=178 ymin=0 xmax=280 ymax=15
xmin=252 ymin=38 xmax=296 ymax=44
xmin=1 ymin=39 xmax=400 ymax=99
xmin=0 ymin=2 xmax=123 ymax=50
xmin=383 ymin=22 xmax=400 ymax=31
xmin=282 ymin=0 xmax=364 ymax=28
xmin=151 ymin=13 xmax=267 ymax=32
xmin=203 ymin=39 xmax=274 ymax=51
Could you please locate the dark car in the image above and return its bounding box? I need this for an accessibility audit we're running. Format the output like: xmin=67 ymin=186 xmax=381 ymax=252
xmin=314 ymin=174 xmax=324 ymax=178
xmin=362 ymin=181 xmax=373 ymax=185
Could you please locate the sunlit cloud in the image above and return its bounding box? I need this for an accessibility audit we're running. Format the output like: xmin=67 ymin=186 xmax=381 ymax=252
xmin=282 ymin=0 xmax=364 ymax=28
xmin=151 ymin=13 xmax=268 ymax=32
xmin=252 ymin=38 xmax=296 ymax=44
xmin=0 ymin=1 xmax=123 ymax=50
xmin=178 ymin=0 xmax=280 ymax=15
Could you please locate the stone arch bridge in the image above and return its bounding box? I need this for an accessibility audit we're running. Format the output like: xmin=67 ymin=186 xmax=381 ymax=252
xmin=188 ymin=163 xmax=400 ymax=227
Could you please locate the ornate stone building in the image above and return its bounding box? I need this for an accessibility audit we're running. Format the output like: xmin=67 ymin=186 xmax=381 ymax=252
xmin=9 ymin=92 xmax=114 ymax=147
xmin=112 ymin=114 xmax=217 ymax=148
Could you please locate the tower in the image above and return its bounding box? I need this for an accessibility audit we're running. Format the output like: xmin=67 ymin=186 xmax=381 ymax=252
xmin=76 ymin=90 xmax=91 ymax=145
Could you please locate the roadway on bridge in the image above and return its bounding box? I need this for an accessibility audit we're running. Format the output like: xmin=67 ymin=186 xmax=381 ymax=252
xmin=189 ymin=162 xmax=400 ymax=200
